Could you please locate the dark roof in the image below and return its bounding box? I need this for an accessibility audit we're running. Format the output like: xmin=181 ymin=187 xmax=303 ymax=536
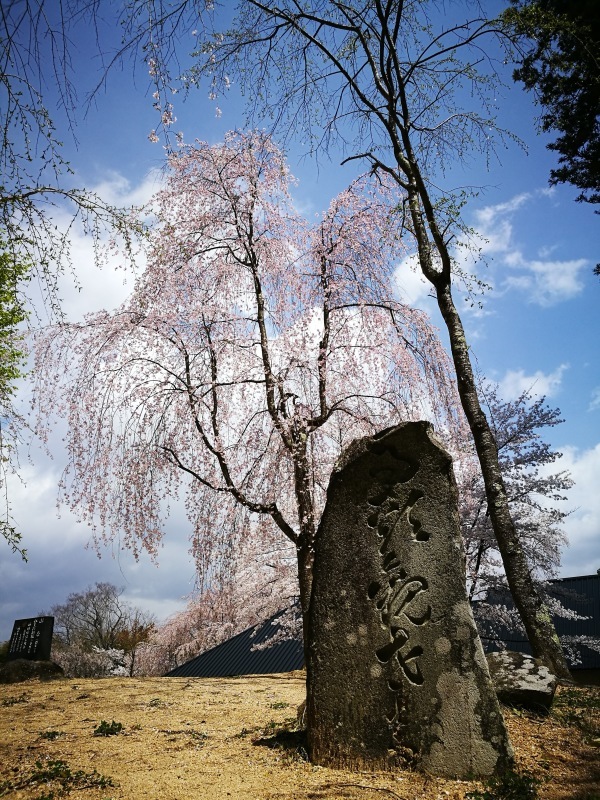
xmin=476 ymin=574 xmax=600 ymax=670
xmin=164 ymin=611 xmax=304 ymax=678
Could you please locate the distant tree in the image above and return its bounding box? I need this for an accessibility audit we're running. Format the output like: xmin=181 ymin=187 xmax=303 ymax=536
xmin=48 ymin=582 xmax=155 ymax=677
xmin=0 ymin=639 xmax=9 ymax=663
xmin=459 ymin=384 xmax=572 ymax=605
xmin=51 ymin=582 xmax=129 ymax=650
xmin=33 ymin=131 xmax=462 ymax=654
xmin=0 ymin=241 xmax=29 ymax=559
xmin=113 ymin=611 xmax=156 ymax=677
xmin=502 ymin=1 xmax=600 ymax=216
xmin=52 ymin=644 xmax=122 ymax=678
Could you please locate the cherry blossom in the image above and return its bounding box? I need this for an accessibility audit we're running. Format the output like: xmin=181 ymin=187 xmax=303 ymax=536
xmin=33 ymin=131 xmax=462 ymax=643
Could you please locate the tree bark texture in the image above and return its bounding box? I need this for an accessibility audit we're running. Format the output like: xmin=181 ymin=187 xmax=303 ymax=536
xmin=434 ymin=283 xmax=571 ymax=679
xmin=404 ymin=143 xmax=571 ymax=679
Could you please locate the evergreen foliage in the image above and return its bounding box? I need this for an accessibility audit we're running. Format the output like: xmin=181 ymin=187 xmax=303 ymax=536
xmin=503 ymin=1 xmax=600 ymax=216
xmin=0 ymin=240 xmax=29 ymax=559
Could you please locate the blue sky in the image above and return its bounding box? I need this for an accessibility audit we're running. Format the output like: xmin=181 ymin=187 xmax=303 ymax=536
xmin=1 ymin=3 xmax=598 ymax=641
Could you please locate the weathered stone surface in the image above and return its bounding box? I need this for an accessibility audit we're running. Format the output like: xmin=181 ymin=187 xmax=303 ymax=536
xmin=486 ymin=650 xmax=557 ymax=713
xmin=0 ymin=659 xmax=64 ymax=684
xmin=306 ymin=422 xmax=514 ymax=777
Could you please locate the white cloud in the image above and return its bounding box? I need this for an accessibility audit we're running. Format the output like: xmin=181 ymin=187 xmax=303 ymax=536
xmin=504 ymin=258 xmax=587 ymax=307
xmin=475 ymin=192 xmax=532 ymax=232
xmin=498 ymin=364 xmax=568 ymax=400
xmin=469 ymin=192 xmax=588 ymax=307
xmin=557 ymin=443 xmax=600 ymax=577
xmin=394 ymin=254 xmax=433 ymax=307
xmin=588 ymin=387 xmax=600 ymax=412
xmin=470 ymin=192 xmax=530 ymax=262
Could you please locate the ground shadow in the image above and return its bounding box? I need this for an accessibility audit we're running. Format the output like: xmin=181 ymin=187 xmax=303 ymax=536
xmin=253 ymin=727 xmax=308 ymax=761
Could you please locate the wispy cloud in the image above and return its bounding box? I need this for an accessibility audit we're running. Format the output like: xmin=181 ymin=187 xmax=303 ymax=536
xmin=469 ymin=192 xmax=588 ymax=306
xmin=498 ymin=363 xmax=568 ymax=400
xmin=503 ymin=258 xmax=587 ymax=307
xmin=589 ymin=387 xmax=600 ymax=412
xmin=473 ymin=192 xmax=531 ymax=235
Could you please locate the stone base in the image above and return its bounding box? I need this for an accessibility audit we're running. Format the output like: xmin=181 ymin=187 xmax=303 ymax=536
xmin=486 ymin=651 xmax=557 ymax=713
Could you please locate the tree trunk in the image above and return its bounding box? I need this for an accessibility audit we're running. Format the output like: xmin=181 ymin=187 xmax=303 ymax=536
xmin=435 ymin=283 xmax=571 ymax=679
xmin=297 ymin=540 xmax=314 ymax=657
xmin=400 ymin=147 xmax=571 ymax=679
xmin=291 ymin=432 xmax=317 ymax=661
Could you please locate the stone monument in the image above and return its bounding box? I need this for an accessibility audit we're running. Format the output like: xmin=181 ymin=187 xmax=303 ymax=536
xmin=7 ymin=616 xmax=54 ymax=661
xmin=306 ymin=422 xmax=514 ymax=777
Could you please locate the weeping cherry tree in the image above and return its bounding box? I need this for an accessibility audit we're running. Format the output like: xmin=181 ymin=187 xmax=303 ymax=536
xmin=33 ymin=131 xmax=462 ymax=646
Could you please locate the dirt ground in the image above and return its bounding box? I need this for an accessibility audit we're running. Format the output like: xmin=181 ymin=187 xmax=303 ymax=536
xmin=0 ymin=673 xmax=598 ymax=800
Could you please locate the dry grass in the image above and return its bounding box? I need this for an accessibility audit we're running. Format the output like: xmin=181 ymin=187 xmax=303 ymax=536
xmin=0 ymin=673 xmax=598 ymax=800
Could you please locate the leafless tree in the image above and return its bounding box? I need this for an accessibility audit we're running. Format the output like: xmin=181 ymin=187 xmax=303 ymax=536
xmin=47 ymin=582 xmax=155 ymax=676
xmin=0 ymin=0 xmax=142 ymax=312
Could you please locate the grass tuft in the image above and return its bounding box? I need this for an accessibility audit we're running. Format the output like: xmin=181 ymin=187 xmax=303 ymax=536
xmin=0 ymin=757 xmax=114 ymax=798
xmin=93 ymin=720 xmax=123 ymax=737
xmin=466 ymin=769 xmax=541 ymax=800
xmin=1 ymin=692 xmax=29 ymax=706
